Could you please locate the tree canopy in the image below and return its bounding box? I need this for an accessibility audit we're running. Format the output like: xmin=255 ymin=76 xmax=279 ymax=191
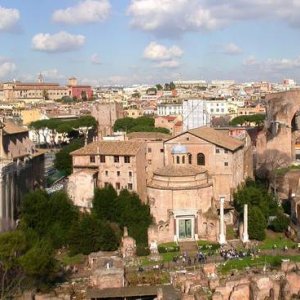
xmin=233 ymin=179 xmax=281 ymax=240
xmin=113 ymin=116 xmax=170 ymax=134
xmin=229 ymin=114 xmax=265 ymax=127
xmin=54 ymin=138 xmax=84 ymax=175
xmin=29 ymin=116 xmax=97 ymax=135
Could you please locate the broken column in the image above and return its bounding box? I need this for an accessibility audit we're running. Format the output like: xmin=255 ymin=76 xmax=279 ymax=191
xmin=242 ymin=204 xmax=249 ymax=243
xmin=219 ymin=197 xmax=226 ymax=244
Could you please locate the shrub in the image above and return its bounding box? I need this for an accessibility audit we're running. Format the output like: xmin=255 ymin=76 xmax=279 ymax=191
xmin=136 ymin=245 xmax=150 ymax=257
xmin=269 ymin=212 xmax=290 ymax=232
xmin=248 ymin=206 xmax=267 ymax=241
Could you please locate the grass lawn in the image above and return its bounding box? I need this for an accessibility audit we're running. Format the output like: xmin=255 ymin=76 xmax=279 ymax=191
xmin=139 ymin=252 xmax=180 ymax=266
xmin=57 ymin=253 xmax=86 ymax=266
xmin=218 ymin=255 xmax=300 ymax=274
xmin=259 ymin=231 xmax=297 ymax=250
xmin=158 ymin=242 xmax=178 ymax=248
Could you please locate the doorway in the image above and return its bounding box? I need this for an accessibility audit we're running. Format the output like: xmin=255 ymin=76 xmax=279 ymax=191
xmin=178 ymin=219 xmax=192 ymax=239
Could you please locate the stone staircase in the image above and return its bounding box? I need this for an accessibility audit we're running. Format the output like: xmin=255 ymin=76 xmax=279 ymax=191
xmin=179 ymin=241 xmax=198 ymax=255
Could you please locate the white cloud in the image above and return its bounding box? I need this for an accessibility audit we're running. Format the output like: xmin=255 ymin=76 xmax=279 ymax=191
xmin=156 ymin=60 xmax=180 ymax=68
xmin=222 ymin=43 xmax=242 ymax=55
xmin=32 ymin=31 xmax=85 ymax=53
xmin=144 ymin=42 xmax=183 ymax=61
xmin=91 ymin=53 xmax=101 ymax=64
xmin=0 ymin=6 xmax=20 ymax=32
xmin=243 ymin=56 xmax=300 ymax=70
xmin=0 ymin=58 xmax=16 ymax=79
xmin=243 ymin=55 xmax=259 ymax=66
xmin=40 ymin=69 xmax=66 ymax=81
xmin=53 ymin=0 xmax=111 ymax=25
xmin=128 ymin=0 xmax=219 ymax=37
xmin=127 ymin=0 xmax=300 ymax=37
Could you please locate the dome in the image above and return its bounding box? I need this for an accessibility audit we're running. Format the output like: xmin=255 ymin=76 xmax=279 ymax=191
xmin=171 ymin=144 xmax=187 ymax=154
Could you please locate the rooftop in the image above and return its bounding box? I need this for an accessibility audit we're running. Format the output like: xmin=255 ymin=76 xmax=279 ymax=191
xmin=127 ymin=131 xmax=171 ymax=141
xmin=187 ymin=127 xmax=244 ymax=151
xmin=71 ymin=140 xmax=144 ymax=156
xmin=154 ymin=165 xmax=206 ymax=177
xmin=3 ymin=121 xmax=28 ymax=135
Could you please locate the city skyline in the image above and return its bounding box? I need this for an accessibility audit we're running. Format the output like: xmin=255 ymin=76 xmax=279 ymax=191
xmin=1 ymin=0 xmax=300 ymax=85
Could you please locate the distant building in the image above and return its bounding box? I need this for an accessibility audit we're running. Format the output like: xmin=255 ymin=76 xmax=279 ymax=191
xmin=2 ymin=82 xmax=68 ymax=102
xmin=182 ymin=99 xmax=210 ymax=131
xmin=157 ymin=102 xmax=183 ymax=116
xmin=155 ymin=116 xmax=183 ymax=136
xmin=91 ymin=102 xmax=125 ymax=138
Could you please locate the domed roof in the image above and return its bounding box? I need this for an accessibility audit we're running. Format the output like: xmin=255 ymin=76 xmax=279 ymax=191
xmin=154 ymin=165 xmax=206 ymax=177
xmin=171 ymin=144 xmax=187 ymax=154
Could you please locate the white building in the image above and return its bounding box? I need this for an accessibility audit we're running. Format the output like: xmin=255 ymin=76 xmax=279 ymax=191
xmin=157 ymin=102 xmax=183 ymax=116
xmin=182 ymin=99 xmax=210 ymax=131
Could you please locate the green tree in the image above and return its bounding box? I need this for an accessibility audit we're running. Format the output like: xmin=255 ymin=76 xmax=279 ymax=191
xmin=229 ymin=114 xmax=265 ymax=127
xmin=68 ymin=214 xmax=118 ymax=255
xmin=155 ymin=84 xmax=163 ymax=90
xmin=93 ymin=185 xmax=118 ymax=222
xmin=248 ymin=206 xmax=267 ymax=240
xmin=115 ymin=189 xmax=152 ymax=245
xmin=233 ymin=180 xmax=276 ymax=220
xmin=169 ymin=81 xmax=176 ymax=90
xmin=19 ymin=240 xmax=57 ymax=283
xmin=21 ymin=190 xmax=78 ymax=248
xmin=54 ymin=138 xmax=84 ymax=175
xmin=0 ymin=231 xmax=27 ymax=298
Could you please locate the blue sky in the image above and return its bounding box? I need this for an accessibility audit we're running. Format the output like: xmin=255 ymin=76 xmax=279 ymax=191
xmin=1 ymin=0 xmax=300 ymax=86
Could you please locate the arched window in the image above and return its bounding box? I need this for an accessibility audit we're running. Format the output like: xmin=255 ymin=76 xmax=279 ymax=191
xmin=188 ymin=153 xmax=192 ymax=164
xmin=176 ymin=156 xmax=180 ymax=164
xmin=197 ymin=153 xmax=205 ymax=165
xmin=182 ymin=156 xmax=185 ymax=164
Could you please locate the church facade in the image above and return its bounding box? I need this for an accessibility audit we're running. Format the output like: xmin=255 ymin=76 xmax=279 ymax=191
xmin=147 ymin=127 xmax=252 ymax=243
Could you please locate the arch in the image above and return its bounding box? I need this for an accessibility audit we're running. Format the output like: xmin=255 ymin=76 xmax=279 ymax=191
xmin=176 ymin=156 xmax=180 ymax=164
xmin=188 ymin=153 xmax=192 ymax=164
xmin=197 ymin=153 xmax=205 ymax=165
xmin=182 ymin=156 xmax=185 ymax=164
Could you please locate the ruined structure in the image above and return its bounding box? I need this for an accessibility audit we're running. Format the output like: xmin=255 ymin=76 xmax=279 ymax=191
xmin=0 ymin=120 xmax=45 ymax=231
xmin=257 ymin=90 xmax=300 ymax=163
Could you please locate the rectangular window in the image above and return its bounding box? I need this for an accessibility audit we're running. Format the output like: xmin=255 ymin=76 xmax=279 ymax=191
xmin=128 ymin=183 xmax=133 ymax=190
xmin=124 ymin=156 xmax=130 ymax=163
xmin=216 ymin=148 xmax=220 ymax=153
xmin=100 ymin=155 xmax=106 ymax=163
xmin=114 ymin=156 xmax=119 ymax=163
xmin=224 ymin=149 xmax=228 ymax=154
xmin=90 ymin=155 xmax=95 ymax=163
xmin=148 ymin=148 xmax=152 ymax=153
xmin=117 ymin=171 xmax=120 ymax=176
xmin=224 ymin=162 xmax=228 ymax=166
xmin=160 ymin=149 xmax=164 ymax=153
xmin=129 ymin=171 xmax=132 ymax=177
xmin=116 ymin=182 xmax=120 ymax=190
xmin=105 ymin=171 xmax=108 ymax=176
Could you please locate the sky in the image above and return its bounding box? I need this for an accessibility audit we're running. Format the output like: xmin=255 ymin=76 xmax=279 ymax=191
xmin=1 ymin=0 xmax=300 ymax=86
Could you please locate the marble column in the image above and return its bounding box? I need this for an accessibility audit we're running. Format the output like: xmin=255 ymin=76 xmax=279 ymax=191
xmin=219 ymin=197 xmax=226 ymax=244
xmin=242 ymin=204 xmax=249 ymax=243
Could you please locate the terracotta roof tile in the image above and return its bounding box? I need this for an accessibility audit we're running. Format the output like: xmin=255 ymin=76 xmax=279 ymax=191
xmin=3 ymin=121 xmax=28 ymax=134
xmin=127 ymin=132 xmax=171 ymax=141
xmin=188 ymin=127 xmax=244 ymax=151
xmin=71 ymin=140 xmax=144 ymax=156
xmin=154 ymin=165 xmax=206 ymax=176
